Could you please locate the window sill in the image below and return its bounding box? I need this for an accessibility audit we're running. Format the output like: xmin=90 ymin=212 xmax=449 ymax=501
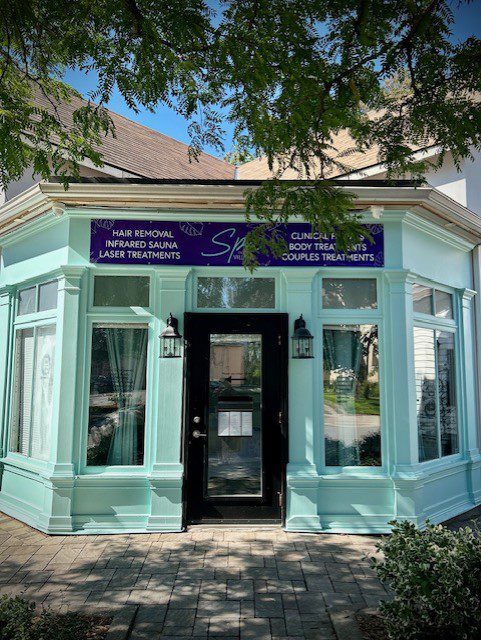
xmin=79 ymin=466 xmax=149 ymax=476
xmin=318 ymin=467 xmax=388 ymax=479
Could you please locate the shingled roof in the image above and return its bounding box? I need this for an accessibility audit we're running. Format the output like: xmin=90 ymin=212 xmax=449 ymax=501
xmin=236 ymin=129 xmax=432 ymax=180
xmin=33 ymin=91 xmax=235 ymax=180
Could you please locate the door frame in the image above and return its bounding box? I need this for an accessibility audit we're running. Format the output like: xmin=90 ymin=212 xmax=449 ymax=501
xmin=181 ymin=312 xmax=289 ymax=526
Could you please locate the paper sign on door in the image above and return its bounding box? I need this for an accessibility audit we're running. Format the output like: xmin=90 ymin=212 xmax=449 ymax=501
xmin=218 ymin=411 xmax=253 ymax=436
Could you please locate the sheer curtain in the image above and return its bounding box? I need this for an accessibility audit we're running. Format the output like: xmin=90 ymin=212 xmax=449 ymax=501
xmin=105 ymin=327 xmax=148 ymax=465
xmin=30 ymin=325 xmax=56 ymax=460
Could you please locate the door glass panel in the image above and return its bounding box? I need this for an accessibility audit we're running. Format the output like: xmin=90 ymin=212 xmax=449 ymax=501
xmin=207 ymin=334 xmax=262 ymax=497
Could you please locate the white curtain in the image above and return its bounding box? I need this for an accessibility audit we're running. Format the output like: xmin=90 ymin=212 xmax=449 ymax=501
xmin=30 ymin=325 xmax=56 ymax=460
xmin=105 ymin=327 xmax=148 ymax=465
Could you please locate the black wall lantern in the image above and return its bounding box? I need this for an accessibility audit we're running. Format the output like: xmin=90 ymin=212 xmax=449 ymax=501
xmin=160 ymin=313 xmax=183 ymax=358
xmin=291 ymin=314 xmax=314 ymax=359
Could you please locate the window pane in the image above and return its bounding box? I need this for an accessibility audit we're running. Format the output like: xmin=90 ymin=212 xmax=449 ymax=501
xmin=38 ymin=281 xmax=58 ymax=312
xmin=93 ymin=276 xmax=150 ymax=307
xmin=323 ymin=325 xmax=381 ymax=466
xmin=30 ymin=325 xmax=56 ymax=461
xmin=435 ymin=290 xmax=453 ymax=319
xmin=87 ymin=325 xmax=148 ymax=466
xmin=197 ymin=277 xmax=275 ymax=309
xmin=18 ymin=287 xmax=36 ymax=316
xmin=10 ymin=329 xmax=35 ymax=455
xmin=413 ymin=284 xmax=433 ymax=315
xmin=437 ymin=331 xmax=458 ymax=456
xmin=322 ymin=279 xmax=377 ymax=309
xmin=414 ymin=327 xmax=439 ymax=462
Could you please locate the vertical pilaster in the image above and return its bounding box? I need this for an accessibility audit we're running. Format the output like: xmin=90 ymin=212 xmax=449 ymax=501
xmin=283 ymin=268 xmax=321 ymax=531
xmin=460 ymin=289 xmax=481 ymax=503
xmin=0 ymin=286 xmax=15 ymax=467
xmin=147 ymin=269 xmax=189 ymax=531
xmin=41 ymin=266 xmax=85 ymax=531
xmin=385 ymin=270 xmax=424 ymax=523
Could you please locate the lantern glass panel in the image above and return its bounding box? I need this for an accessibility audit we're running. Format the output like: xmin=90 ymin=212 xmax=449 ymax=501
xmin=292 ymin=335 xmax=313 ymax=359
xmin=161 ymin=335 xmax=182 ymax=358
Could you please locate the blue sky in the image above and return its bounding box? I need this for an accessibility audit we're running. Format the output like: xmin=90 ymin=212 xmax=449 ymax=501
xmin=64 ymin=1 xmax=481 ymax=158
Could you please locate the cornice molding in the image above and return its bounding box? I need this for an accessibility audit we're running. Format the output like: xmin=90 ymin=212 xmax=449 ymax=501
xmin=2 ymin=182 xmax=481 ymax=247
xmin=57 ymin=265 xmax=87 ymax=292
xmin=383 ymin=269 xmax=418 ymax=285
xmin=403 ymin=210 xmax=475 ymax=251
xmin=0 ymin=284 xmax=15 ymax=296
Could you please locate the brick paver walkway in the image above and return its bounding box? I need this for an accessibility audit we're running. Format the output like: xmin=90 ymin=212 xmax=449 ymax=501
xmin=0 ymin=512 xmax=389 ymax=639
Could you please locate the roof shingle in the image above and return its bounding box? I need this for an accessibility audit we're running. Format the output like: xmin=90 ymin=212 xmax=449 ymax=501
xmin=33 ymin=91 xmax=235 ymax=180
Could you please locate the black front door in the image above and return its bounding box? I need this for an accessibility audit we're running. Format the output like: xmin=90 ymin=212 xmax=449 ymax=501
xmin=184 ymin=313 xmax=288 ymax=524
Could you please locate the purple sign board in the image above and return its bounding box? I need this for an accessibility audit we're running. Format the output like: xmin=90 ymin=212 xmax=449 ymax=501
xmin=90 ymin=219 xmax=384 ymax=267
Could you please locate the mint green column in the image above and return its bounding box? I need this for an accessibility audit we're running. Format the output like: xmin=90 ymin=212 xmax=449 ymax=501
xmin=0 ymin=286 xmax=14 ymax=467
xmin=460 ymin=289 xmax=481 ymax=503
xmin=147 ymin=268 xmax=189 ymax=531
xmin=283 ymin=268 xmax=321 ymax=531
xmin=385 ymin=270 xmax=423 ymax=524
xmin=40 ymin=266 xmax=86 ymax=532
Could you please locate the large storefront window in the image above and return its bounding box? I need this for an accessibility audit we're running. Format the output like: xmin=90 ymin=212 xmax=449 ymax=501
xmin=323 ymin=324 xmax=381 ymax=466
xmin=10 ymin=324 xmax=56 ymax=460
xmin=87 ymin=324 xmax=148 ymax=466
xmin=414 ymin=327 xmax=458 ymax=461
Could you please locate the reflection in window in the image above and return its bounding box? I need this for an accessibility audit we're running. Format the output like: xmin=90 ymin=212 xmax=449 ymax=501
xmin=93 ymin=276 xmax=150 ymax=307
xmin=207 ymin=334 xmax=262 ymax=496
xmin=197 ymin=277 xmax=275 ymax=309
xmin=413 ymin=284 xmax=433 ymax=315
xmin=38 ymin=281 xmax=58 ymax=312
xmin=413 ymin=284 xmax=454 ymax=320
xmin=435 ymin=290 xmax=453 ymax=319
xmin=414 ymin=328 xmax=438 ymax=462
xmin=414 ymin=327 xmax=458 ymax=461
xmin=10 ymin=325 xmax=56 ymax=460
xmin=87 ymin=325 xmax=147 ymax=466
xmin=438 ymin=332 xmax=458 ymax=456
xmin=18 ymin=287 xmax=36 ymax=316
xmin=322 ymin=279 xmax=377 ymax=309
xmin=323 ymin=325 xmax=381 ymax=466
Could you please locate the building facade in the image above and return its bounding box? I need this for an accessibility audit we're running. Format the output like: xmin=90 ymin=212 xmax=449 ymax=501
xmin=0 ymin=180 xmax=481 ymax=534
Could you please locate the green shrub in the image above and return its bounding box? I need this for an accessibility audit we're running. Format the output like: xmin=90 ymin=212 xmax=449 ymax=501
xmin=371 ymin=520 xmax=481 ymax=640
xmin=0 ymin=596 xmax=35 ymax=640
xmin=0 ymin=596 xmax=94 ymax=640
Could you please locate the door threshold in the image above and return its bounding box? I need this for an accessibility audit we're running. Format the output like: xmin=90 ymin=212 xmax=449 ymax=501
xmin=188 ymin=521 xmax=282 ymax=529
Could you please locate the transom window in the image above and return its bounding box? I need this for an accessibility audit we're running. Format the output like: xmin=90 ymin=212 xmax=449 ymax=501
xmin=413 ymin=284 xmax=453 ymax=319
xmin=197 ymin=277 xmax=275 ymax=309
xmin=17 ymin=280 xmax=58 ymax=316
xmin=322 ymin=278 xmax=377 ymax=309
xmin=93 ymin=275 xmax=150 ymax=308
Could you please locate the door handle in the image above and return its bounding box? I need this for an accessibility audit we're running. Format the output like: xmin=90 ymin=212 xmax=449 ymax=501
xmin=192 ymin=429 xmax=207 ymax=439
